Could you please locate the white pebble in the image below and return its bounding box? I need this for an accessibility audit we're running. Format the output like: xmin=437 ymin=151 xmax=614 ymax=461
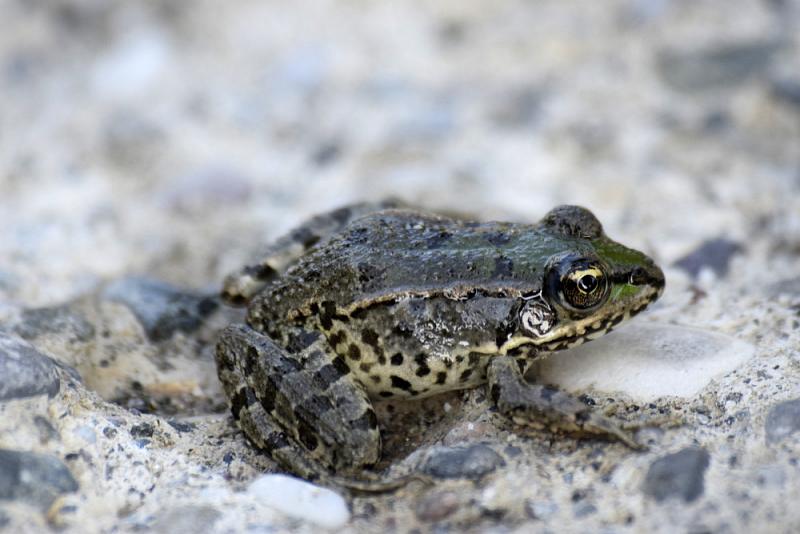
xmin=537 ymin=323 xmax=755 ymax=400
xmin=248 ymin=474 xmax=350 ymax=529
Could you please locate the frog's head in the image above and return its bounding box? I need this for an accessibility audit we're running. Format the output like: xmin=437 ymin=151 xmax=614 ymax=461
xmin=504 ymin=205 xmax=665 ymax=353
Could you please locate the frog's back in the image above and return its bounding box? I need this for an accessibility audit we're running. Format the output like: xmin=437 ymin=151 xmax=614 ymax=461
xmin=253 ymin=209 xmax=588 ymax=324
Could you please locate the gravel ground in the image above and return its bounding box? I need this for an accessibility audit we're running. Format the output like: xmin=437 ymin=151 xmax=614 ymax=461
xmin=1 ymin=1 xmax=800 ymax=532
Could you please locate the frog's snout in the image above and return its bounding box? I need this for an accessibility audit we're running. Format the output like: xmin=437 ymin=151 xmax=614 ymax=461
xmin=630 ymin=259 xmax=665 ymax=296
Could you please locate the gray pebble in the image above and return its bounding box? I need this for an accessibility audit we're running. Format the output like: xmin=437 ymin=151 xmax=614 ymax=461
xmin=103 ymin=277 xmax=218 ymax=342
xmin=151 ymin=504 xmax=221 ymax=533
xmin=415 ymin=490 xmax=460 ymax=522
xmin=0 ymin=333 xmax=60 ymax=401
xmin=771 ymin=78 xmax=800 ymax=108
xmin=765 ymin=398 xmax=800 ymax=444
xmin=421 ymin=443 xmax=505 ymax=480
xmin=14 ymin=305 xmax=95 ymax=343
xmin=674 ymin=238 xmax=743 ymax=279
xmin=643 ymin=447 xmax=710 ymax=503
xmin=657 ymin=40 xmax=779 ymax=92
xmin=0 ymin=449 xmax=79 ymax=509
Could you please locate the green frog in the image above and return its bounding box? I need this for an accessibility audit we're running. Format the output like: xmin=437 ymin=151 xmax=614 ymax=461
xmin=215 ymin=201 xmax=665 ymax=490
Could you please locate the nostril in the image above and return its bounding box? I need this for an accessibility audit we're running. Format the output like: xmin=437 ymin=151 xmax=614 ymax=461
xmin=629 ymin=267 xmax=645 ymax=285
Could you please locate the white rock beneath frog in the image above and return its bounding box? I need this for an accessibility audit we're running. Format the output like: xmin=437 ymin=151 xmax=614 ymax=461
xmin=536 ymin=323 xmax=755 ymax=401
xmin=247 ymin=474 xmax=350 ymax=529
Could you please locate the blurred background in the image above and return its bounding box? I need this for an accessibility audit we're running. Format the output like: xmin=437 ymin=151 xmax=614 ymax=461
xmin=1 ymin=0 xmax=799 ymax=305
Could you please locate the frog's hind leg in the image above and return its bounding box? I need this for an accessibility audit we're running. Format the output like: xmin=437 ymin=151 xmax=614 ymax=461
xmin=222 ymin=199 xmax=406 ymax=305
xmin=216 ymin=324 xmax=382 ymax=472
xmin=486 ymin=356 xmax=642 ymax=449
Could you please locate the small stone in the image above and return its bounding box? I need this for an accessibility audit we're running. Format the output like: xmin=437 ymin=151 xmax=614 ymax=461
xmin=14 ymin=305 xmax=95 ymax=343
xmin=765 ymin=399 xmax=800 ymax=444
xmin=674 ymin=238 xmax=743 ymax=278
xmin=657 ymin=40 xmax=779 ymax=91
xmin=421 ymin=444 xmax=505 ymax=480
xmin=771 ymin=78 xmax=800 ymax=108
xmin=415 ymin=491 xmax=460 ymax=522
xmin=103 ymin=277 xmax=218 ymax=342
xmin=573 ymin=502 xmax=597 ymax=518
xmin=248 ymin=474 xmax=350 ymax=529
xmin=167 ymin=420 xmax=196 ymax=433
xmin=151 ymin=504 xmax=221 ymax=533
xmin=643 ymin=447 xmax=710 ymax=503
xmin=0 ymin=333 xmax=61 ymax=401
xmin=525 ymin=500 xmax=558 ymax=520
xmin=0 ymin=449 xmax=79 ymax=509
xmin=129 ymin=423 xmax=155 ymax=439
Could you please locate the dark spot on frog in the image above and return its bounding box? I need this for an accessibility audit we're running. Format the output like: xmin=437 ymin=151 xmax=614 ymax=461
xmin=331 ymin=355 xmax=351 ymax=375
xmin=347 ymin=344 xmax=362 ymax=360
xmin=296 ymin=420 xmax=319 ymax=451
xmin=318 ymin=301 xmax=337 ymax=330
xmin=492 ymin=256 xmax=514 ymax=278
xmin=459 ymin=369 xmax=473 ymax=382
xmin=259 ymin=381 xmax=278 ymax=412
xmin=328 ymin=330 xmax=345 ymax=348
xmin=435 ymin=371 xmax=447 ymax=385
xmin=291 ymin=227 xmax=321 ymax=249
xmin=392 ymin=324 xmax=413 ymax=339
xmin=485 ymin=231 xmax=511 ymax=246
xmin=390 ymin=353 xmax=404 ymax=366
xmin=415 ymin=353 xmax=431 ymax=377
xmin=231 ymin=387 xmax=256 ymax=419
xmin=379 ymin=391 xmax=394 ymax=398
xmin=390 ymin=375 xmax=413 ymax=391
xmin=361 ymin=329 xmax=381 ymax=349
xmin=244 ymin=263 xmax=277 ymax=281
xmin=359 ymin=362 xmax=373 ymax=373
xmin=426 ymin=230 xmax=453 ymax=249
xmin=287 ymin=330 xmax=320 ymax=352
xmin=304 ymin=394 xmax=335 ymax=414
xmin=315 ymin=361 xmax=342 ymax=389
xmin=370 ymin=375 xmax=381 ymax=384
xmin=352 ymin=409 xmax=379 ymax=431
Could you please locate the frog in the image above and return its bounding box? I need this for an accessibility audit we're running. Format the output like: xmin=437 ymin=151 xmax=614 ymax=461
xmin=215 ymin=201 xmax=665 ymax=491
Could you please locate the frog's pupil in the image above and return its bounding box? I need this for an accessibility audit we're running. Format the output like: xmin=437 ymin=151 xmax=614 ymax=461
xmin=578 ymin=274 xmax=597 ymax=293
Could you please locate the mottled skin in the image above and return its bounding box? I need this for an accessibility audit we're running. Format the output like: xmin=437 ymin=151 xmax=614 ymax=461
xmin=215 ymin=202 xmax=665 ymax=490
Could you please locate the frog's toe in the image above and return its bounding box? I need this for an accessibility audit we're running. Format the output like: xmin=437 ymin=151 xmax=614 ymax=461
xmin=575 ymin=412 xmax=646 ymax=450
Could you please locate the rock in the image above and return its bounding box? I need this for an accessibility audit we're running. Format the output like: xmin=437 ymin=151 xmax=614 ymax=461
xmin=151 ymin=504 xmax=221 ymax=533
xmin=421 ymin=444 xmax=505 ymax=480
xmin=657 ymin=40 xmax=780 ymax=91
xmin=525 ymin=500 xmax=558 ymax=520
xmin=0 ymin=449 xmax=79 ymax=509
xmin=103 ymin=277 xmax=218 ymax=342
xmin=415 ymin=490 xmax=460 ymax=522
xmin=673 ymin=238 xmax=743 ymax=278
xmin=771 ymin=78 xmax=800 ymax=108
xmin=0 ymin=334 xmax=61 ymax=401
xmin=247 ymin=474 xmax=350 ymax=529
xmin=14 ymin=305 xmax=95 ymax=343
xmin=536 ymin=323 xmax=755 ymax=401
xmin=643 ymin=447 xmax=710 ymax=503
xmin=765 ymin=399 xmax=800 ymax=444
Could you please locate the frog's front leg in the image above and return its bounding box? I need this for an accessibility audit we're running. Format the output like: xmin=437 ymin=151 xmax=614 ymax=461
xmin=216 ymin=323 xmax=383 ymax=480
xmin=486 ymin=356 xmax=642 ymax=449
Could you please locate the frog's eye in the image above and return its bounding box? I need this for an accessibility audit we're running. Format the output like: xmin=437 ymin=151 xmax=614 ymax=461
xmin=546 ymin=256 xmax=609 ymax=311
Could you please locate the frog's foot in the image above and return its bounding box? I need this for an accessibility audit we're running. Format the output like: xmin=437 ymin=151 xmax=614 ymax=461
xmin=487 ymin=357 xmax=643 ymax=449
xmin=222 ymin=199 xmax=405 ymax=305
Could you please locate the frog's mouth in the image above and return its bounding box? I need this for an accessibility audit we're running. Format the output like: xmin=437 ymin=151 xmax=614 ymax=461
xmin=500 ymin=271 xmax=664 ymax=354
